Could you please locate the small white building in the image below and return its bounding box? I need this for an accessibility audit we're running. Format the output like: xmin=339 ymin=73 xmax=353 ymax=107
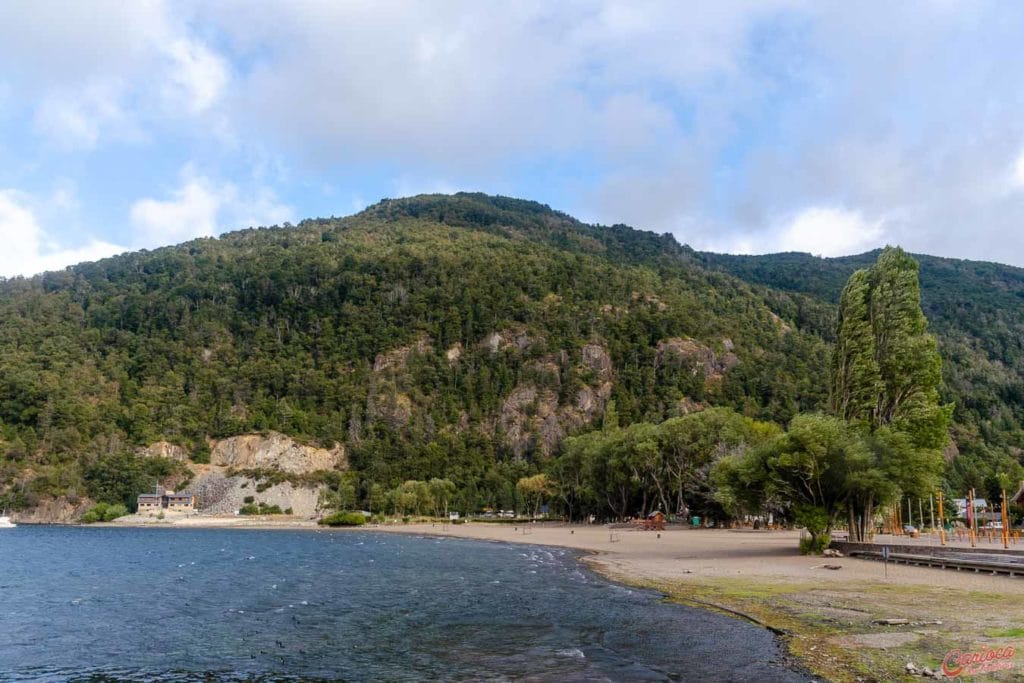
xmin=953 ymin=498 xmax=987 ymax=518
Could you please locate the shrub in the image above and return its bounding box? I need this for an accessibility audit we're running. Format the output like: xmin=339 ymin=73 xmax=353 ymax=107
xmin=793 ymin=504 xmax=831 ymax=555
xmin=103 ymin=504 xmax=128 ymax=521
xmin=80 ymin=502 xmax=129 ymax=523
xmin=243 ymin=496 xmax=255 ymax=504
xmin=799 ymin=533 xmax=831 ymax=555
xmin=451 ymin=518 xmax=466 ymax=524
xmin=239 ymin=502 xmax=284 ymax=515
xmin=319 ymin=511 xmax=366 ymax=527
xmin=284 ymin=507 xmax=293 ymax=515
xmin=80 ymin=507 xmax=103 ymax=524
xmin=191 ymin=441 xmax=211 ymax=464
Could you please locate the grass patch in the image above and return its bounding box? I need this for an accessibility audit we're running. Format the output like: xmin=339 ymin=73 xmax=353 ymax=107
xmin=986 ymin=627 xmax=1024 ymax=638
xmin=596 ymin=570 xmax=1024 ymax=682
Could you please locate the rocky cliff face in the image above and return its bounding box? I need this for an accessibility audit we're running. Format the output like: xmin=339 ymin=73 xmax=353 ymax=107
xmin=189 ymin=466 xmax=322 ymax=518
xmin=210 ymin=432 xmax=346 ymax=474
xmin=655 ymin=337 xmax=740 ymax=384
xmin=136 ymin=441 xmax=190 ymax=462
xmin=11 ymin=496 xmax=91 ymax=524
xmin=362 ymin=332 xmax=740 ymax=462
xmin=130 ymin=432 xmax=347 ymax=520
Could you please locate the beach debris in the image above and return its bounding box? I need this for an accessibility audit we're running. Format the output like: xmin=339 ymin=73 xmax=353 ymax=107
xmin=904 ymin=662 xmax=940 ymax=677
xmin=874 ymin=618 xmax=910 ymax=626
xmin=822 ymin=548 xmax=844 ymax=558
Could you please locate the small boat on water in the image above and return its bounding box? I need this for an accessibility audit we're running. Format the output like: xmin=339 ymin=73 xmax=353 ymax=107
xmin=0 ymin=513 xmax=16 ymax=528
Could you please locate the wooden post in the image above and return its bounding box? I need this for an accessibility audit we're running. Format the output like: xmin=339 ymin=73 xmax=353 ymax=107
xmin=929 ymin=494 xmax=935 ymax=536
xmin=1002 ymin=490 xmax=1010 ymax=550
xmin=937 ymin=490 xmax=946 ymax=546
xmin=968 ymin=489 xmax=976 ymax=548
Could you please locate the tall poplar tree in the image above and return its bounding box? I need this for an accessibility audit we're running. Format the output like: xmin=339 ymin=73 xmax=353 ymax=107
xmin=830 ymin=247 xmax=951 ymax=540
xmin=831 ymin=269 xmax=882 ymax=425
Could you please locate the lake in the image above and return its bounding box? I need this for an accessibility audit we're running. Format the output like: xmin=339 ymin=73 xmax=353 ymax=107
xmin=0 ymin=526 xmax=811 ymax=681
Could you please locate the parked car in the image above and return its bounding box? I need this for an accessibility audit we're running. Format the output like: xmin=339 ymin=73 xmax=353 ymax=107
xmin=902 ymin=524 xmax=919 ymax=537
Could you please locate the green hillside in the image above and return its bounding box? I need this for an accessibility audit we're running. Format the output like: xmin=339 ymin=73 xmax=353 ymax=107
xmin=0 ymin=193 xmax=1020 ymax=514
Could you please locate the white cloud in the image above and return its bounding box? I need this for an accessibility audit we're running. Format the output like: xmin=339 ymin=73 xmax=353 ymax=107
xmin=1011 ymin=148 xmax=1024 ymax=190
xmin=130 ymin=168 xmax=294 ymax=249
xmin=32 ymin=85 xmax=127 ymax=150
xmin=130 ymin=178 xmax=223 ymax=248
xmin=774 ymin=207 xmax=886 ymax=257
xmin=202 ymin=1 xmax=795 ymax=170
xmin=163 ymin=38 xmax=230 ymax=114
xmin=0 ymin=190 xmax=124 ymax=278
xmin=5 ymin=2 xmax=1024 ymax=265
xmin=0 ymin=1 xmax=230 ymax=148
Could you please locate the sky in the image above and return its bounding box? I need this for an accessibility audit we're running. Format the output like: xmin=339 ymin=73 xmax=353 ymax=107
xmin=3 ymin=1 xmax=1024 ymax=277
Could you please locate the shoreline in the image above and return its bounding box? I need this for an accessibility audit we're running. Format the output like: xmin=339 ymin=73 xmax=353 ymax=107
xmin=68 ymin=517 xmax=1024 ymax=680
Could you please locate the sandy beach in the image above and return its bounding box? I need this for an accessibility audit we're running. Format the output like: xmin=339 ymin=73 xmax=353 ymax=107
xmin=111 ymin=516 xmax=1024 ymax=681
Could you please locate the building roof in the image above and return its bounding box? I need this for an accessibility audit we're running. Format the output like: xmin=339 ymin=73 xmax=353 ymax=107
xmin=1012 ymin=482 xmax=1024 ymax=505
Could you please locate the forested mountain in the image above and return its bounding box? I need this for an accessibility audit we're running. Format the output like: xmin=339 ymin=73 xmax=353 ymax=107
xmin=0 ymin=193 xmax=1020 ymax=514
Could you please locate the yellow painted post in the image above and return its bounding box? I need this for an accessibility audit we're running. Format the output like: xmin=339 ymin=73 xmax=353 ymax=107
xmin=937 ymin=490 xmax=946 ymax=546
xmin=1002 ymin=490 xmax=1010 ymax=550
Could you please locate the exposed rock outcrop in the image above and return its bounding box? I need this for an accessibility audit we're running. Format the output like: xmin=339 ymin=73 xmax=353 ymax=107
xmin=499 ymin=384 xmax=561 ymax=459
xmin=675 ymin=397 xmax=708 ymax=416
xmin=370 ymin=392 xmax=413 ymax=430
xmin=136 ymin=441 xmax=190 ymax=462
xmin=373 ymin=335 xmax=432 ymax=372
xmin=768 ymin=312 xmax=793 ymax=334
xmin=482 ymin=329 xmax=540 ymax=354
xmin=11 ymin=496 xmax=91 ymax=524
xmin=581 ymin=344 xmax=613 ymax=380
xmin=189 ymin=466 xmax=322 ymax=518
xmin=562 ymin=381 xmax=613 ymax=429
xmin=210 ymin=432 xmax=346 ymax=474
xmin=655 ymin=337 xmax=740 ymax=382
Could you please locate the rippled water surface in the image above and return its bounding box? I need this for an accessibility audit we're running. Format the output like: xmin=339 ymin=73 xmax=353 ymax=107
xmin=0 ymin=526 xmax=811 ymax=681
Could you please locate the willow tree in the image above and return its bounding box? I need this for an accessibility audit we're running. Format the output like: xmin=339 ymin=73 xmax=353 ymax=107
xmin=830 ymin=247 xmax=951 ymax=540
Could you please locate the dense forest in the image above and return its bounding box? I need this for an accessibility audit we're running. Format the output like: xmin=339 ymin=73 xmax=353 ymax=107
xmin=0 ymin=193 xmax=1020 ymax=517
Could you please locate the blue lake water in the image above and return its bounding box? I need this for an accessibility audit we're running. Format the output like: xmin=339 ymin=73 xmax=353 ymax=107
xmin=0 ymin=526 xmax=811 ymax=682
